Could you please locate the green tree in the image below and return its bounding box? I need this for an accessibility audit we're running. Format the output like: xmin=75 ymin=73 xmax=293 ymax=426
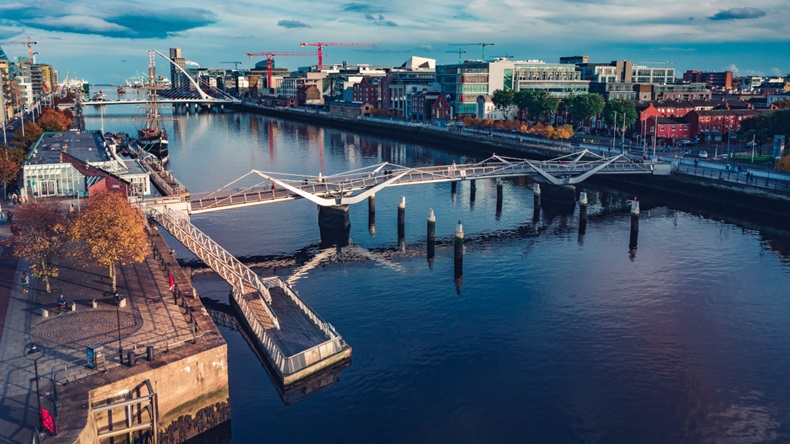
xmin=513 ymin=90 xmax=559 ymax=123
xmin=738 ymin=110 xmax=790 ymax=155
xmin=602 ymin=100 xmax=638 ymax=137
xmin=4 ymin=203 xmax=66 ymax=293
xmin=68 ymin=191 xmax=149 ymax=292
xmin=565 ymin=93 xmax=605 ymax=127
xmin=492 ymin=89 xmax=515 ymax=120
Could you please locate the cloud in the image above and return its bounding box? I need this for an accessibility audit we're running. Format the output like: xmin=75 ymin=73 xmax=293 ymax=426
xmin=771 ymin=67 xmax=782 ymax=76
xmin=341 ymin=3 xmax=384 ymax=13
xmin=25 ymin=15 xmax=129 ymax=33
xmin=708 ymin=8 xmax=766 ymax=21
xmin=277 ymin=19 xmax=310 ymax=29
xmin=363 ymin=12 xmax=396 ymax=27
xmin=726 ymin=64 xmax=739 ymax=74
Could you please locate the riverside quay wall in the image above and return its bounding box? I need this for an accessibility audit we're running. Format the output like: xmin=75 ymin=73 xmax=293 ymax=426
xmin=53 ymin=227 xmax=230 ymax=443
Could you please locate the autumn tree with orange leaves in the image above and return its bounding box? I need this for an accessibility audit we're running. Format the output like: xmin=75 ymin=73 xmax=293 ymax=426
xmin=4 ymin=203 xmax=67 ymax=293
xmin=68 ymin=191 xmax=148 ymax=292
xmin=37 ymin=108 xmax=72 ymax=132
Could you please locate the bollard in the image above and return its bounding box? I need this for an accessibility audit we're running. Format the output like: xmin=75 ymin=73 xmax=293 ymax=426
xmin=92 ymin=299 xmax=98 ymax=309
xmin=71 ymin=302 xmax=76 ymax=312
xmin=630 ymin=198 xmax=640 ymax=249
xmin=427 ymin=210 xmax=436 ymax=268
xmin=41 ymin=308 xmax=49 ymax=318
xmin=454 ymin=221 xmax=464 ymax=279
xmin=147 ymin=345 xmax=155 ymax=361
xmin=397 ymin=197 xmax=406 ymax=240
xmin=127 ymin=351 xmax=136 ymax=367
xmin=533 ymin=183 xmax=541 ymax=222
xmin=496 ymin=179 xmax=503 ymax=214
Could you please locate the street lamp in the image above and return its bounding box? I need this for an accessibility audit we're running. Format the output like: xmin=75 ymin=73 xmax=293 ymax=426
xmin=24 ymin=343 xmax=44 ymax=429
xmin=113 ymin=292 xmax=123 ymax=364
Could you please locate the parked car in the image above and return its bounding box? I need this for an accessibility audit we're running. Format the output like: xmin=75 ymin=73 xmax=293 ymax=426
xmin=698 ymin=151 xmax=708 ymax=158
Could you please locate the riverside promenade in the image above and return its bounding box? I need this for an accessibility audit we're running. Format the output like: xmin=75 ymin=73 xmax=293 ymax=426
xmin=0 ymin=216 xmax=229 ymax=443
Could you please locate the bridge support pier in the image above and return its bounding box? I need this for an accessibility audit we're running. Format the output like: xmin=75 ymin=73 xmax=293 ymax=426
xmin=496 ymin=179 xmax=503 ymax=216
xmin=451 ymin=181 xmax=457 ymax=197
xmin=533 ymin=184 xmax=541 ymax=223
xmin=427 ymin=210 xmax=436 ymax=270
xmin=318 ymin=205 xmax=350 ymax=248
xmin=470 ymin=180 xmax=476 ymax=204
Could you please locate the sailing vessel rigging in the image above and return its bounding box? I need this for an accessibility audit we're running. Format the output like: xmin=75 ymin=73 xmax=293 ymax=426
xmin=133 ymin=51 xmax=169 ymax=163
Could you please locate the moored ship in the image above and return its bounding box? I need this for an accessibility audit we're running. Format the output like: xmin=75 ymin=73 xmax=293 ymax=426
xmin=132 ymin=52 xmax=169 ymax=163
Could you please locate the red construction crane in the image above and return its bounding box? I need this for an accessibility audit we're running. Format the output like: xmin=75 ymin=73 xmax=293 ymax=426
xmin=245 ymin=51 xmax=316 ymax=94
xmin=299 ymin=42 xmax=374 ymax=71
xmin=0 ymin=36 xmax=39 ymax=62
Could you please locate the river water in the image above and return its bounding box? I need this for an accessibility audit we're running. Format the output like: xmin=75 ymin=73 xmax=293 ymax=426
xmin=84 ymin=101 xmax=790 ymax=443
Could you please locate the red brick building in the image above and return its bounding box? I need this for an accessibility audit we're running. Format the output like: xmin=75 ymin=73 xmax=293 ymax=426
xmin=352 ymin=77 xmax=380 ymax=107
xmin=431 ymin=93 xmax=453 ymax=121
xmin=646 ymin=117 xmax=690 ymax=141
xmin=685 ymin=109 xmax=764 ymax=141
xmin=329 ymin=101 xmax=374 ymax=118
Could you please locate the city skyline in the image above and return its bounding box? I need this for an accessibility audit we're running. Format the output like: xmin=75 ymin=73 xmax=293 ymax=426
xmin=1 ymin=0 xmax=788 ymax=83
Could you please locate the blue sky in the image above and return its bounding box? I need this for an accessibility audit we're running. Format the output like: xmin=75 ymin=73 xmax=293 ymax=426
xmin=1 ymin=0 xmax=788 ymax=84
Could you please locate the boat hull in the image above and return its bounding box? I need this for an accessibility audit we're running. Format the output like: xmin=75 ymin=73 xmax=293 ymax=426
xmin=136 ymin=136 xmax=169 ymax=163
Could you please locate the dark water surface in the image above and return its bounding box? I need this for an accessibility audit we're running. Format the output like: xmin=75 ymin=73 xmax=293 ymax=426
xmin=84 ymin=104 xmax=790 ymax=443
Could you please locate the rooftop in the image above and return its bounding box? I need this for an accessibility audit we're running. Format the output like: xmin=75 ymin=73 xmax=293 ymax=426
xmin=29 ymin=130 xmax=108 ymax=165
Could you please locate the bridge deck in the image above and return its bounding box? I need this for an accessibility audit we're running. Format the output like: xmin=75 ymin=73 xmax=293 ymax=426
xmin=267 ymin=287 xmax=330 ymax=356
xmin=188 ymin=154 xmax=656 ymax=213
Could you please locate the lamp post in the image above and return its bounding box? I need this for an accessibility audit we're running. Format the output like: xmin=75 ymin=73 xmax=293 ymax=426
xmin=114 ymin=292 xmax=123 ymax=364
xmin=24 ymin=343 xmax=44 ymax=429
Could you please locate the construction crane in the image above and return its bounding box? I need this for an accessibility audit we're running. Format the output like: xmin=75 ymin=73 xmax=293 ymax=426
xmin=299 ymin=42 xmax=374 ymax=71
xmin=0 ymin=36 xmax=39 ymax=61
xmin=445 ymin=49 xmax=467 ymax=63
xmin=221 ymin=61 xmax=243 ymax=69
xmin=245 ymin=51 xmax=317 ymax=94
xmin=450 ymin=43 xmax=495 ymax=61
xmin=639 ymin=61 xmax=675 ymax=65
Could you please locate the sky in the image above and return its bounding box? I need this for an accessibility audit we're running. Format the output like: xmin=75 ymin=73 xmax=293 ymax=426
xmin=1 ymin=0 xmax=788 ymax=84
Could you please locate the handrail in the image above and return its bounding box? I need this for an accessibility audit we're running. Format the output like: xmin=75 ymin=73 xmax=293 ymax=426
xmin=147 ymin=206 xmax=280 ymax=329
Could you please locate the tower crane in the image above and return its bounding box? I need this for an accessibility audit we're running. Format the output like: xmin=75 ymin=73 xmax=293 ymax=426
xmin=450 ymin=43 xmax=495 ymax=61
xmin=0 ymin=36 xmax=39 ymax=62
xmin=245 ymin=51 xmax=317 ymax=94
xmin=221 ymin=61 xmax=244 ymax=69
xmin=298 ymin=42 xmax=374 ymax=71
xmin=446 ymin=49 xmax=467 ymax=63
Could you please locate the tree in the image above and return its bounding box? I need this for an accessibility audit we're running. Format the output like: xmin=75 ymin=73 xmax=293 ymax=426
xmin=68 ymin=191 xmax=149 ymax=292
xmin=36 ymin=108 xmax=71 ymax=132
xmin=774 ymin=98 xmax=790 ymax=110
xmin=492 ymin=89 xmax=515 ymax=120
xmin=0 ymin=149 xmax=21 ymax=194
xmin=514 ymin=90 xmax=559 ymax=123
xmin=565 ymin=93 xmax=605 ymax=128
xmin=602 ymin=100 xmax=638 ymax=137
xmin=11 ymin=122 xmax=43 ymax=150
xmin=738 ymin=110 xmax=790 ymax=155
xmin=4 ymin=203 xmax=66 ymax=293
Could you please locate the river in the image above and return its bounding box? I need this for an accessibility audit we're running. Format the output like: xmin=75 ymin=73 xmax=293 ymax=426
xmin=83 ymin=100 xmax=790 ymax=443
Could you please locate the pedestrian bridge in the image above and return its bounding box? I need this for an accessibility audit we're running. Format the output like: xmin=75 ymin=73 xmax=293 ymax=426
xmin=185 ymin=150 xmax=666 ymax=214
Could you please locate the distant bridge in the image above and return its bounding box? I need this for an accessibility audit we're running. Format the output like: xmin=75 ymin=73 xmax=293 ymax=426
xmin=81 ymin=49 xmax=240 ymax=107
xmin=181 ymin=151 xmax=666 ymax=214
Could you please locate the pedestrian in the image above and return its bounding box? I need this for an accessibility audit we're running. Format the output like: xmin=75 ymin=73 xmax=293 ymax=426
xmin=57 ymin=294 xmax=68 ymax=314
xmin=11 ymin=193 xmax=17 ymax=204
xmin=21 ymin=272 xmax=29 ymax=293
xmin=271 ymin=183 xmax=276 ymax=190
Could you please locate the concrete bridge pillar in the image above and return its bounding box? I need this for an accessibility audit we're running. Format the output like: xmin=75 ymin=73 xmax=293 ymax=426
xmin=469 ymin=180 xmax=476 ymax=204
xmin=318 ymin=205 xmax=350 ymax=248
xmin=451 ymin=181 xmax=457 ymax=197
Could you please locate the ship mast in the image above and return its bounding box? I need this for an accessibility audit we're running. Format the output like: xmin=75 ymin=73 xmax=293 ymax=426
xmin=147 ymin=50 xmax=161 ymax=133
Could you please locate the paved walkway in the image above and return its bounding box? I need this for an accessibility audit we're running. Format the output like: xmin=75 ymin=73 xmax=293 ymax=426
xmin=0 ymin=221 xmax=197 ymax=440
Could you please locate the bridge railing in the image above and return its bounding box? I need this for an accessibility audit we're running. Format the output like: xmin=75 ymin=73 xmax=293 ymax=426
xmin=146 ymin=206 xmax=280 ymax=329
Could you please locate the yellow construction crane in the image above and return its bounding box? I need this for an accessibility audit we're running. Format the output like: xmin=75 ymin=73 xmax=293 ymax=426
xmin=0 ymin=36 xmax=39 ymax=61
